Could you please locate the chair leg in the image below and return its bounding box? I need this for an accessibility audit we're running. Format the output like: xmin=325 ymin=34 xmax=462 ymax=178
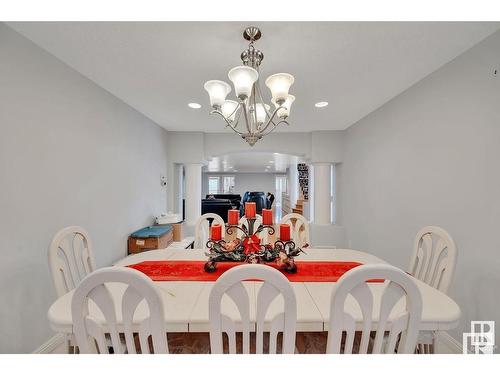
xmin=416 ymin=331 xmax=436 ymax=354
xmin=416 ymin=343 xmax=427 ymax=354
xmin=66 ymin=334 xmax=79 ymax=354
xmin=66 ymin=335 xmax=71 ymax=354
xmin=423 ymin=343 xmax=434 ymax=354
xmin=429 ymin=336 xmax=435 ymax=354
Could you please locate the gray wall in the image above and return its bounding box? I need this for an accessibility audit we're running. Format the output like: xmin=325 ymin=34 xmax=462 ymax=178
xmin=343 ymin=30 xmax=500 ymax=345
xmin=0 ymin=24 xmax=169 ymax=353
xmin=202 ymin=172 xmax=281 ymax=198
xmin=3 ymin=19 xmax=499 ymax=353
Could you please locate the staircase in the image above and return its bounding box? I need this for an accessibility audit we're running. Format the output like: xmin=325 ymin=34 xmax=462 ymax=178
xmin=292 ymin=199 xmax=304 ymax=215
xmin=282 ymin=193 xmax=306 ymax=217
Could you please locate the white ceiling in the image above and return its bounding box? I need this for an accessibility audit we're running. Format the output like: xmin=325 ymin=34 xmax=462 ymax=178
xmin=7 ymin=22 xmax=500 ymax=132
xmin=204 ymin=152 xmax=300 ymax=173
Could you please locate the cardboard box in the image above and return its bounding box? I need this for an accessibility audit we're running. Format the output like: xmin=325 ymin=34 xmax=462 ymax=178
xmin=172 ymin=222 xmax=184 ymax=241
xmin=128 ymin=226 xmax=173 ymax=254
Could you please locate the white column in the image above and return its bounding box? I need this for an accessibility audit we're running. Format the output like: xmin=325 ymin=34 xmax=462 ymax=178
xmin=184 ymin=163 xmax=202 ymax=226
xmin=172 ymin=163 xmax=184 ymax=214
xmin=313 ymin=162 xmax=332 ymax=225
xmin=289 ymin=162 xmax=298 ymax=209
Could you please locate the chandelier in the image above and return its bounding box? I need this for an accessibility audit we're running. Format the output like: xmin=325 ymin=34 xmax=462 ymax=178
xmin=203 ymin=26 xmax=295 ymax=146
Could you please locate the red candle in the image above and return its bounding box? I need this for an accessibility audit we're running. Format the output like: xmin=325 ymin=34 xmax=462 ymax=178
xmin=228 ymin=209 xmax=239 ymax=225
xmin=262 ymin=209 xmax=273 ymax=225
xmin=280 ymin=224 xmax=291 ymax=241
xmin=211 ymin=224 xmax=222 ymax=241
xmin=245 ymin=202 xmax=256 ymax=218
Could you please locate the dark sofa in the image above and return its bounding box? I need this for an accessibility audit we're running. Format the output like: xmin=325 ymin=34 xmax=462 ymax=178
xmin=240 ymin=191 xmax=269 ymax=216
xmin=201 ymin=198 xmax=233 ymax=222
xmin=202 ymin=192 xmax=271 ymax=221
xmin=206 ymin=194 xmax=242 ymax=210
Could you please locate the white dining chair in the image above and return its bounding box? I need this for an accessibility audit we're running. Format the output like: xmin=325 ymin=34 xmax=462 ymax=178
xmin=48 ymin=226 xmax=97 ymax=353
xmin=209 ymin=264 xmax=297 ymax=354
xmin=280 ymin=213 xmax=310 ymax=247
xmin=238 ymin=214 xmax=263 ymax=231
xmin=238 ymin=214 xmax=267 ymax=242
xmin=48 ymin=226 xmax=96 ymax=297
xmin=194 ymin=213 xmax=226 ymax=248
xmin=326 ymin=264 xmax=423 ymax=354
xmin=71 ymin=267 xmax=168 ymax=354
xmin=408 ymin=226 xmax=457 ymax=294
xmin=408 ymin=226 xmax=457 ymax=353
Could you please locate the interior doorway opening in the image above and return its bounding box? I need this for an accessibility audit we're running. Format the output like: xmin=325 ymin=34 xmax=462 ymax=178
xmin=202 ymin=151 xmax=304 ymax=221
xmin=275 ymin=175 xmax=288 ymax=222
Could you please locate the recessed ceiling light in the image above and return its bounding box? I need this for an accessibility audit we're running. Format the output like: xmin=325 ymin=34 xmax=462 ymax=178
xmin=188 ymin=102 xmax=201 ymax=109
xmin=315 ymin=101 xmax=328 ymax=108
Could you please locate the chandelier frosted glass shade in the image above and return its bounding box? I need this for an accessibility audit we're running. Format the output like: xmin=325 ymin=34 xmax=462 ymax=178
xmin=273 ymin=94 xmax=295 ymax=119
xmin=265 ymin=73 xmax=295 ymax=103
xmin=221 ymin=100 xmax=239 ymax=122
xmin=204 ymin=80 xmax=231 ymax=108
xmin=203 ymin=26 xmax=294 ymax=147
xmin=228 ymin=66 xmax=259 ymax=99
xmin=255 ymin=103 xmax=271 ymax=124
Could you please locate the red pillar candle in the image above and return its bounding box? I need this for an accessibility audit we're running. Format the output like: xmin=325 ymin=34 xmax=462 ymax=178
xmin=211 ymin=224 xmax=222 ymax=241
xmin=228 ymin=209 xmax=239 ymax=225
xmin=245 ymin=202 xmax=256 ymax=218
xmin=262 ymin=209 xmax=273 ymax=225
xmin=280 ymin=224 xmax=291 ymax=241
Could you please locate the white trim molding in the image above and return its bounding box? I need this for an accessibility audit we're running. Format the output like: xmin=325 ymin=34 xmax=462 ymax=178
xmin=33 ymin=333 xmax=66 ymax=354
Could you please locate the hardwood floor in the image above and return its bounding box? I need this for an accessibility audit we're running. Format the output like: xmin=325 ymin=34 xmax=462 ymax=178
xmin=166 ymin=332 xmax=328 ymax=354
xmin=167 ymin=333 xmax=211 ymax=354
xmin=47 ymin=331 xmax=457 ymax=354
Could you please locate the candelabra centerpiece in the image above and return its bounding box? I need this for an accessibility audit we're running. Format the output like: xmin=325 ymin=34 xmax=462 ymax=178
xmin=204 ymin=203 xmax=305 ymax=273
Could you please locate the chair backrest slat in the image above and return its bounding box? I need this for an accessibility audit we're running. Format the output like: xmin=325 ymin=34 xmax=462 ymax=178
xmin=49 ymin=226 xmax=96 ymax=297
xmin=209 ymin=264 xmax=297 ymax=354
xmin=280 ymin=213 xmax=310 ymax=248
xmin=327 ymin=264 xmax=423 ymax=354
xmin=408 ymin=226 xmax=457 ymax=293
xmin=194 ymin=213 xmax=226 ymax=248
xmin=71 ymin=267 xmax=168 ymax=354
xmin=239 ymin=214 xmax=269 ymax=243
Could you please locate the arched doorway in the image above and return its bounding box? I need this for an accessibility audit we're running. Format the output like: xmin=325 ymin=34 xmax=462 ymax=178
xmin=203 ymin=151 xmax=305 ymax=221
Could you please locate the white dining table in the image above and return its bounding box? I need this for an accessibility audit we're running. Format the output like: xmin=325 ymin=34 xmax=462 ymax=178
xmin=47 ymin=247 xmax=461 ymax=335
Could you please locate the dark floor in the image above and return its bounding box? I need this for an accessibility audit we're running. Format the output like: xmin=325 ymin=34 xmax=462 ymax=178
xmin=166 ymin=332 xmax=328 ymax=354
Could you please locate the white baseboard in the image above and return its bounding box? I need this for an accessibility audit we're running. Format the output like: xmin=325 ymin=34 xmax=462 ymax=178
xmin=436 ymin=332 xmax=465 ymax=354
xmin=33 ymin=333 xmax=66 ymax=354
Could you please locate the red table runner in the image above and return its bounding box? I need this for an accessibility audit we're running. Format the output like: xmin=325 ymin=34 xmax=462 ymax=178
xmin=127 ymin=260 xmax=373 ymax=282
